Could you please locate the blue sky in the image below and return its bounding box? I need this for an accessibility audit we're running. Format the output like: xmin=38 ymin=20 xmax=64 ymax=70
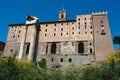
xmin=0 ymin=0 xmax=119 ymax=50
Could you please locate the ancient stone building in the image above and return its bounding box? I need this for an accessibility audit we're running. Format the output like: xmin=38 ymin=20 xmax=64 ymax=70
xmin=0 ymin=41 xmax=5 ymax=56
xmin=3 ymin=9 xmax=113 ymax=68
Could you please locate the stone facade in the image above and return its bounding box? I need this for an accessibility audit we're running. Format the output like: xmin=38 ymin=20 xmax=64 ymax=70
xmin=3 ymin=10 xmax=113 ymax=68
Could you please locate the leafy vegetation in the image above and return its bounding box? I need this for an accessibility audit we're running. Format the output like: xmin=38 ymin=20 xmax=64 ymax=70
xmin=0 ymin=49 xmax=120 ymax=80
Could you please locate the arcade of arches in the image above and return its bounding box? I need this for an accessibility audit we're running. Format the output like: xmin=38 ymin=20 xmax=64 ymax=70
xmin=45 ymin=41 xmax=93 ymax=54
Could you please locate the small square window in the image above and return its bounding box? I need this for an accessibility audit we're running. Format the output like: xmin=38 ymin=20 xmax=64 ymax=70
xmin=54 ymin=33 xmax=56 ymax=36
xmin=45 ymin=29 xmax=47 ymax=32
xmin=61 ymin=23 xmax=63 ymax=26
xmin=72 ymin=32 xmax=74 ymax=35
xmin=78 ymin=32 xmax=80 ymax=35
xmin=54 ymin=24 xmax=56 ymax=26
xmin=61 ymin=33 xmax=63 ymax=36
xmin=90 ymin=26 xmax=92 ymax=29
xmin=78 ymin=18 xmax=80 ymax=21
xmin=54 ymin=28 xmax=56 ymax=32
xmin=66 ymin=32 xmax=68 ymax=35
xmin=101 ymin=25 xmax=104 ymax=27
xmin=84 ymin=18 xmax=86 ymax=21
xmin=72 ymin=42 xmax=74 ymax=46
xmin=46 ymin=24 xmax=48 ymax=27
xmin=10 ymin=49 xmax=13 ymax=53
xmin=66 ymin=23 xmax=68 ymax=26
xmin=91 ymin=31 xmax=92 ymax=35
xmin=60 ymin=58 xmax=63 ymax=62
xmin=101 ymin=21 xmax=103 ymax=23
xmin=78 ymin=26 xmax=80 ymax=30
xmin=18 ymin=35 xmax=20 ymax=38
xmin=85 ymin=32 xmax=87 ymax=35
xmin=19 ymin=30 xmax=21 ymax=33
xmin=72 ymin=27 xmax=74 ymax=30
xmin=45 ymin=33 xmax=47 ymax=36
xmin=72 ymin=22 xmax=74 ymax=25
xmin=61 ymin=28 xmax=63 ymax=31
xmin=69 ymin=58 xmax=72 ymax=63
xmin=13 ymin=35 xmax=15 ymax=38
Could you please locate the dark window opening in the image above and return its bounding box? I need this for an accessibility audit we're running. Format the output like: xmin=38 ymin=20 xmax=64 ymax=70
xmin=72 ymin=42 xmax=74 ymax=46
xmin=18 ymin=35 xmax=20 ymax=38
xmin=54 ymin=28 xmax=56 ymax=32
xmin=61 ymin=14 xmax=64 ymax=19
xmin=72 ymin=27 xmax=74 ymax=30
xmin=84 ymin=18 xmax=86 ymax=20
xmin=46 ymin=24 xmax=48 ymax=27
xmin=19 ymin=30 xmax=21 ymax=33
xmin=72 ymin=32 xmax=74 ymax=35
xmin=51 ymin=58 xmax=54 ymax=62
xmin=67 ymin=23 xmax=68 ymax=25
xmin=45 ymin=33 xmax=47 ymax=36
xmin=66 ymin=32 xmax=68 ymax=35
xmin=101 ymin=25 xmax=104 ymax=27
xmin=90 ymin=49 xmax=92 ymax=53
xmin=69 ymin=58 xmax=72 ymax=63
xmin=26 ymin=43 xmax=30 ymax=54
xmin=54 ymin=24 xmax=56 ymax=26
xmin=90 ymin=26 xmax=92 ymax=29
xmin=61 ymin=33 xmax=63 ymax=36
xmin=78 ymin=42 xmax=84 ymax=54
xmin=13 ymin=35 xmax=15 ymax=38
xmin=10 ymin=49 xmax=13 ymax=53
xmin=45 ymin=29 xmax=47 ymax=32
xmin=51 ymin=43 xmax=56 ymax=54
xmin=54 ymin=33 xmax=56 ymax=36
xmin=61 ymin=28 xmax=63 ymax=31
xmin=60 ymin=58 xmax=63 ymax=62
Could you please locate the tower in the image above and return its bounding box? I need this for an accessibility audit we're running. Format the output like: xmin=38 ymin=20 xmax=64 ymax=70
xmin=58 ymin=9 xmax=67 ymax=21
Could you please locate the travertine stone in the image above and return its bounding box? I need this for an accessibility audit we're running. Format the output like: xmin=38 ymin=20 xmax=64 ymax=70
xmin=28 ymin=25 xmax=37 ymax=60
xmin=18 ymin=26 xmax=27 ymax=59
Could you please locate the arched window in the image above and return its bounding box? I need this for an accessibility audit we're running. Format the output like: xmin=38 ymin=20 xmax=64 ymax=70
xmin=78 ymin=42 xmax=84 ymax=53
xmin=61 ymin=14 xmax=64 ymax=19
xmin=51 ymin=43 xmax=56 ymax=54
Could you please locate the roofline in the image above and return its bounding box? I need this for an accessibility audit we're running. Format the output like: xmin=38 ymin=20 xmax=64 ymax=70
xmin=9 ymin=20 xmax=76 ymax=26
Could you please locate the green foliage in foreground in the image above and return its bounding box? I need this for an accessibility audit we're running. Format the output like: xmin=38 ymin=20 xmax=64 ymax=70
xmin=0 ymin=54 xmax=120 ymax=80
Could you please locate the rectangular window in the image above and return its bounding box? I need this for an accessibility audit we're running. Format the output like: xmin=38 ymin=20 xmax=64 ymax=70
xmin=72 ymin=32 xmax=74 ymax=35
xmin=66 ymin=32 xmax=68 ymax=35
xmin=78 ymin=26 xmax=80 ymax=30
xmin=85 ymin=32 xmax=87 ymax=35
xmin=54 ymin=33 xmax=56 ymax=36
xmin=45 ymin=33 xmax=47 ymax=36
xmin=78 ymin=32 xmax=80 ymax=35
xmin=72 ymin=27 xmax=74 ymax=30
xmin=54 ymin=24 xmax=56 ymax=26
xmin=85 ymin=22 xmax=87 ymax=29
xmin=46 ymin=24 xmax=48 ymax=27
xmin=72 ymin=42 xmax=74 ymax=46
xmin=61 ymin=33 xmax=63 ymax=36
xmin=54 ymin=28 xmax=56 ymax=32
xmin=45 ymin=29 xmax=47 ymax=32
xmin=61 ymin=28 xmax=63 ymax=31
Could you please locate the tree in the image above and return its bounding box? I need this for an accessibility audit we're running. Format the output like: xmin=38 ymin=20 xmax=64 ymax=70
xmin=113 ymin=36 xmax=120 ymax=44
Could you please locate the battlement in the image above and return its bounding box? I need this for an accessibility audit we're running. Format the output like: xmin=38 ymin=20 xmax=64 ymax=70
xmin=92 ymin=11 xmax=108 ymax=15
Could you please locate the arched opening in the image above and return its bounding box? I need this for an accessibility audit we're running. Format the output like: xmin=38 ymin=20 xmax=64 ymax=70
xmin=61 ymin=14 xmax=64 ymax=19
xmin=78 ymin=42 xmax=84 ymax=54
xmin=51 ymin=43 xmax=56 ymax=54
